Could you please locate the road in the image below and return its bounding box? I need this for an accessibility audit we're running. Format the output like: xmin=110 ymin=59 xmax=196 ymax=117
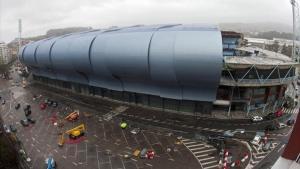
xmin=0 ymin=63 xmax=296 ymax=169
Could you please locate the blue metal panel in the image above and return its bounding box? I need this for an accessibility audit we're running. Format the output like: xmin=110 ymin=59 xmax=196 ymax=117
xmin=22 ymin=24 xmax=223 ymax=102
xmin=174 ymin=30 xmax=223 ymax=101
xmin=51 ymin=35 xmax=77 ymax=71
xmin=36 ymin=37 xmax=60 ymax=69
xmin=149 ymin=31 xmax=177 ymax=83
xmin=101 ymin=32 xmax=152 ymax=79
xmin=68 ymin=31 xmax=101 ymax=74
xmin=23 ymin=40 xmax=44 ymax=66
xmin=18 ymin=46 xmax=26 ymax=63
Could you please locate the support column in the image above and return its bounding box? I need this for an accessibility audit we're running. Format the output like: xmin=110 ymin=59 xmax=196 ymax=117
xmin=228 ymin=87 xmax=234 ymax=117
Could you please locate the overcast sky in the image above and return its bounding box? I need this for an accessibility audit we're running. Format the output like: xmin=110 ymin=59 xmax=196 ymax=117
xmin=0 ymin=0 xmax=294 ymax=42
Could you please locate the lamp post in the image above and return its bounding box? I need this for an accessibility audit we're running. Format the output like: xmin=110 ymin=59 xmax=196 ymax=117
xmin=291 ymin=0 xmax=297 ymax=61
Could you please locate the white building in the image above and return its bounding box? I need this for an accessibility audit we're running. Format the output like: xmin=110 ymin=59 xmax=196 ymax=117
xmin=0 ymin=42 xmax=12 ymax=65
xmin=246 ymin=37 xmax=300 ymax=48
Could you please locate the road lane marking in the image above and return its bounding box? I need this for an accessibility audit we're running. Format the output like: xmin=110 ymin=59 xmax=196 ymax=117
xmin=199 ymin=157 xmax=215 ymax=161
xmin=196 ymin=154 xmax=209 ymax=158
xmin=277 ymin=144 xmax=286 ymax=153
xmin=190 ymin=147 xmax=207 ymax=151
xmin=194 ymin=149 xmax=215 ymax=154
xmin=204 ymin=164 xmax=219 ymax=169
xmin=186 ymin=143 xmax=205 ymax=148
xmin=202 ymin=160 xmax=218 ymax=165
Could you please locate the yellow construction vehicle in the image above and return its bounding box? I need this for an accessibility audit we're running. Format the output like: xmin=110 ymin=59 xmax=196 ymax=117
xmin=58 ymin=124 xmax=85 ymax=147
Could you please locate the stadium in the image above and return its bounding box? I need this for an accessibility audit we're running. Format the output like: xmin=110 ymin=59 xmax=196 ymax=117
xmin=18 ymin=24 xmax=298 ymax=117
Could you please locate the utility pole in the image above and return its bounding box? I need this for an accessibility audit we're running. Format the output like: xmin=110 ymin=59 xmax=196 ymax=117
xmin=18 ymin=19 xmax=22 ymax=52
xmin=291 ymin=0 xmax=299 ymax=62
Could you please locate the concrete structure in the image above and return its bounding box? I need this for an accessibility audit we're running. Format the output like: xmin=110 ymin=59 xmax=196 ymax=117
xmin=19 ymin=25 xmax=298 ymax=117
xmin=0 ymin=42 xmax=12 ymax=65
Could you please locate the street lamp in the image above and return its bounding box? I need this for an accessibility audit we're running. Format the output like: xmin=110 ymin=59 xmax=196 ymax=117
xmin=291 ymin=0 xmax=299 ymax=62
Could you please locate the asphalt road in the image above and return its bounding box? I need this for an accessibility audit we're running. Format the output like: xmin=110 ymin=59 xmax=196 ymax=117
xmin=1 ymin=64 xmax=296 ymax=169
xmin=0 ymin=67 xmax=202 ymax=169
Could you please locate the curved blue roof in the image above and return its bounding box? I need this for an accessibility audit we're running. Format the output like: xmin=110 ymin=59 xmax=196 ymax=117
xmin=20 ymin=24 xmax=223 ymax=102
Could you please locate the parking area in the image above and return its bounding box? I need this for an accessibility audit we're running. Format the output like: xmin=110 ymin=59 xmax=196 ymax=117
xmin=0 ymin=82 xmax=202 ymax=169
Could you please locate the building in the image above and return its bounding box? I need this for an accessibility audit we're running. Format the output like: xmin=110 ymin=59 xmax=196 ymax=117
xmin=221 ymin=31 xmax=244 ymax=56
xmin=18 ymin=24 xmax=298 ymax=117
xmin=0 ymin=42 xmax=12 ymax=65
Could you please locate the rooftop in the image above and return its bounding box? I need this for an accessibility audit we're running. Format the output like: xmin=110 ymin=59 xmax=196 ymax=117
xmin=224 ymin=47 xmax=299 ymax=69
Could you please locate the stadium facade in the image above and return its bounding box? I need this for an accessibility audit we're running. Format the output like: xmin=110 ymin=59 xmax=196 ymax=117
xmin=18 ymin=24 xmax=298 ymax=117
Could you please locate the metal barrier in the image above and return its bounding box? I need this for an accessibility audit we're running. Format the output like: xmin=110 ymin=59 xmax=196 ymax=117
xmin=220 ymin=77 xmax=296 ymax=86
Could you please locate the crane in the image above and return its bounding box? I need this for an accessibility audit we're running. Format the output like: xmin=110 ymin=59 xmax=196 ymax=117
xmin=65 ymin=110 xmax=80 ymax=121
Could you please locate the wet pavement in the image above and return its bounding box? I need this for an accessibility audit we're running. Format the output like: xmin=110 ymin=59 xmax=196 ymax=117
xmin=0 ymin=74 xmax=201 ymax=169
xmin=1 ymin=65 xmax=294 ymax=169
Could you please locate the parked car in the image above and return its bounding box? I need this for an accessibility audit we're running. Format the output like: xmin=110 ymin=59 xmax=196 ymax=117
xmin=25 ymin=109 xmax=32 ymax=117
xmin=27 ymin=118 xmax=36 ymax=124
xmin=45 ymin=156 xmax=56 ymax=169
xmin=278 ymin=123 xmax=287 ymax=129
xmin=26 ymin=104 xmax=31 ymax=110
xmin=47 ymin=100 xmax=53 ymax=106
xmin=223 ymin=130 xmax=234 ymax=137
xmin=275 ymin=109 xmax=283 ymax=117
xmin=15 ymin=103 xmax=20 ymax=110
xmin=40 ymin=103 xmax=47 ymax=110
xmin=20 ymin=120 xmax=29 ymax=127
xmin=1 ymin=99 xmax=5 ymax=105
xmin=130 ymin=128 xmax=140 ymax=135
xmin=9 ymin=125 xmax=17 ymax=132
xmin=287 ymin=118 xmax=295 ymax=126
xmin=52 ymin=101 xmax=58 ymax=108
xmin=251 ymin=135 xmax=261 ymax=146
xmin=251 ymin=116 xmax=263 ymax=122
xmin=263 ymin=141 xmax=272 ymax=151
xmin=3 ymin=125 xmax=11 ymax=133
xmin=140 ymin=148 xmax=148 ymax=158
xmin=234 ymin=129 xmax=245 ymax=134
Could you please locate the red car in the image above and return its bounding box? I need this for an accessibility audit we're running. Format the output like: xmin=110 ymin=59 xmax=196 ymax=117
xmin=275 ymin=109 xmax=283 ymax=117
xmin=40 ymin=103 xmax=47 ymax=110
xmin=146 ymin=150 xmax=155 ymax=159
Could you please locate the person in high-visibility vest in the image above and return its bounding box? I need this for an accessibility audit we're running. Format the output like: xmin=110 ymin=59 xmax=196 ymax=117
xmin=120 ymin=122 xmax=127 ymax=129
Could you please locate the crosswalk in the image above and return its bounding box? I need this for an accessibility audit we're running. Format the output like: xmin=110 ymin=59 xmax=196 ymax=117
xmin=282 ymin=107 xmax=299 ymax=114
xmin=250 ymin=142 xmax=278 ymax=165
xmin=181 ymin=138 xmax=219 ymax=169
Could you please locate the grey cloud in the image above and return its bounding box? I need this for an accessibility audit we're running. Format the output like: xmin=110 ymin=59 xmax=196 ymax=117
xmin=0 ymin=0 xmax=294 ymax=42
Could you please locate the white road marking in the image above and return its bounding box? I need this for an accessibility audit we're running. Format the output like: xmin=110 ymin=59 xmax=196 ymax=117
xmin=194 ymin=149 xmax=215 ymax=154
xmin=277 ymin=144 xmax=286 ymax=153
xmin=184 ymin=141 xmax=197 ymax=145
xmin=204 ymin=164 xmax=219 ymax=169
xmin=199 ymin=157 xmax=215 ymax=161
xmin=131 ymin=158 xmax=137 ymax=162
xmin=196 ymin=154 xmax=209 ymax=158
xmin=202 ymin=160 xmax=218 ymax=165
xmin=145 ymin=163 xmax=153 ymax=167
xmin=186 ymin=143 xmax=205 ymax=148
xmin=190 ymin=146 xmax=207 ymax=151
